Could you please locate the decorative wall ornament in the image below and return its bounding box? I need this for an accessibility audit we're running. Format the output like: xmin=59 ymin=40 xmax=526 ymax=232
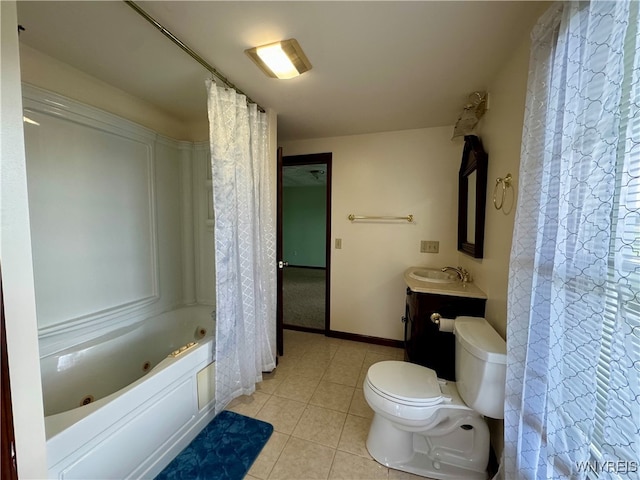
xmin=452 ymin=91 xmax=488 ymax=139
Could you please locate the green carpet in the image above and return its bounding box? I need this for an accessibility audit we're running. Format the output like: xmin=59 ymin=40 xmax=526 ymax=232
xmin=283 ymin=267 xmax=325 ymax=329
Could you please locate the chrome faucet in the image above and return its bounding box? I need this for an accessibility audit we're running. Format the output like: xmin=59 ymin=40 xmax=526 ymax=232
xmin=441 ymin=266 xmax=471 ymax=283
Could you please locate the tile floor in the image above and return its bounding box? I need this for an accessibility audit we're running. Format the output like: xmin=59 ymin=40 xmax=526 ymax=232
xmin=226 ymin=329 xmax=433 ymax=480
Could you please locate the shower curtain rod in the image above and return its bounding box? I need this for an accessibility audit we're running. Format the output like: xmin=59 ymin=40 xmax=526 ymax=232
xmin=123 ymin=1 xmax=266 ymax=113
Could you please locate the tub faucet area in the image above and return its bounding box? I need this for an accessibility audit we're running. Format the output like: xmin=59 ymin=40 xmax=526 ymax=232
xmin=441 ymin=266 xmax=471 ymax=283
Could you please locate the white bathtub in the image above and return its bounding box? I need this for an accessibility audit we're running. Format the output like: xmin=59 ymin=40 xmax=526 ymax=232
xmin=42 ymin=305 xmax=217 ymax=479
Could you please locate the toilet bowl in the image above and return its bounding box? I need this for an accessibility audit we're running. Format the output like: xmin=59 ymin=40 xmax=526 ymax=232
xmin=363 ymin=317 xmax=506 ymax=480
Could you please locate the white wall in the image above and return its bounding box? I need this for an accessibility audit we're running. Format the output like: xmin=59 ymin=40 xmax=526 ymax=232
xmin=281 ymin=127 xmax=462 ymax=341
xmin=280 ymin=27 xmax=534 ymax=347
xmin=0 ymin=2 xmax=48 ymax=477
xmin=458 ymin=31 xmax=533 ymax=341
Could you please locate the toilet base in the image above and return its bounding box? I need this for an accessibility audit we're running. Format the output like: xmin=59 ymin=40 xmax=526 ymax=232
xmin=366 ymin=412 xmax=489 ymax=480
xmin=384 ymin=455 xmax=487 ymax=480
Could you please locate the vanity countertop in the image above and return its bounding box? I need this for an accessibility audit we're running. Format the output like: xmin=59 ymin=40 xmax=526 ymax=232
xmin=404 ymin=266 xmax=487 ymax=299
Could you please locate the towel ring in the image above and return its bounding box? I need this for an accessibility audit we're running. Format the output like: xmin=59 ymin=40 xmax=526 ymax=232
xmin=493 ymin=174 xmax=513 ymax=211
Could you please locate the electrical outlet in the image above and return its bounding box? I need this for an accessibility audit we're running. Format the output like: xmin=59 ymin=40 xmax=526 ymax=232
xmin=420 ymin=240 xmax=439 ymax=253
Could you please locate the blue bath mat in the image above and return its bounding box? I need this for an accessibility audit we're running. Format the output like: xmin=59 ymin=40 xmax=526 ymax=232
xmin=155 ymin=410 xmax=273 ymax=480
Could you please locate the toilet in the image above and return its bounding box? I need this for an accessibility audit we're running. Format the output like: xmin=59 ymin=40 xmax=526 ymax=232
xmin=363 ymin=316 xmax=506 ymax=480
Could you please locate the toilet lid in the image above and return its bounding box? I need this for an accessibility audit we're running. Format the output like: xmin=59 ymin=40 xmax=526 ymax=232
xmin=367 ymin=361 xmax=442 ymax=406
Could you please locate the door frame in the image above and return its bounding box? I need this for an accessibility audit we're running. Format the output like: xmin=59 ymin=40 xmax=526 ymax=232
xmin=277 ymin=152 xmax=332 ymax=352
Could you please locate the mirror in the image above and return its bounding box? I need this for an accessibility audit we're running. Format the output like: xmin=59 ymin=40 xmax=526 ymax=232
xmin=466 ymin=170 xmax=477 ymax=243
xmin=458 ymin=135 xmax=488 ymax=258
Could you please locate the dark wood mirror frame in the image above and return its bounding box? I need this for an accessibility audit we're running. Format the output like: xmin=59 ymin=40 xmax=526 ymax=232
xmin=458 ymin=135 xmax=488 ymax=258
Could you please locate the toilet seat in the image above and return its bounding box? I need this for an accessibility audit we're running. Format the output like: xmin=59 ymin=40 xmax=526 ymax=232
xmin=366 ymin=361 xmax=443 ymax=407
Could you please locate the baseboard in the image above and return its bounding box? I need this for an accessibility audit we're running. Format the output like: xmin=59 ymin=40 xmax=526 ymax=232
xmin=283 ymin=324 xmax=325 ymax=334
xmin=283 ymin=325 xmax=404 ymax=349
xmin=327 ymin=330 xmax=403 ymax=349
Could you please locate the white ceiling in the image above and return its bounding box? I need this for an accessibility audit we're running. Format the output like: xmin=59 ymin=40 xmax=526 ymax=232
xmin=16 ymin=1 xmax=548 ymax=142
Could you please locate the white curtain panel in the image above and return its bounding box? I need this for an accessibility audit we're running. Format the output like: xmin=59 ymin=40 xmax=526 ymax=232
xmin=206 ymin=81 xmax=277 ymax=413
xmin=503 ymin=1 xmax=639 ymax=479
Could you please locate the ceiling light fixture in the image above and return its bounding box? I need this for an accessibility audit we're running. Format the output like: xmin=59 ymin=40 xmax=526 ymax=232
xmin=245 ymin=39 xmax=312 ymax=79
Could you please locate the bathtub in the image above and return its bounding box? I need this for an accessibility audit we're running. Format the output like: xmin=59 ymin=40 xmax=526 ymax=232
xmin=41 ymin=305 xmax=217 ymax=479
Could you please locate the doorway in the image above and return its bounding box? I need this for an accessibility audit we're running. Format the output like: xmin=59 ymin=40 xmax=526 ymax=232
xmin=278 ymin=153 xmax=332 ymax=337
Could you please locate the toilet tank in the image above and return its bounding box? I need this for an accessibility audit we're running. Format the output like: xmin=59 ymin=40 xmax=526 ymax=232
xmin=454 ymin=317 xmax=506 ymax=419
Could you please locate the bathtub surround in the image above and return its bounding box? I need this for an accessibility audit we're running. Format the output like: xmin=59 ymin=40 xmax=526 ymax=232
xmin=207 ymin=82 xmax=277 ymax=413
xmin=22 ymin=84 xmax=214 ymax=357
xmin=156 ymin=411 xmax=273 ymax=480
xmin=24 ymin=88 xmax=160 ymax=331
xmin=180 ymin=145 xmax=197 ymax=306
xmin=193 ymin=141 xmax=217 ymax=307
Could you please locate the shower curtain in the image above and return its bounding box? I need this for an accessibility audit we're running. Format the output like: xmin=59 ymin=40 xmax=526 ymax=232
xmin=502 ymin=2 xmax=639 ymax=478
xmin=206 ymin=80 xmax=277 ymax=413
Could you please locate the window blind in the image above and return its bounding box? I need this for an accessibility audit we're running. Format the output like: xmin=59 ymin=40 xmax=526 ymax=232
xmin=591 ymin=0 xmax=639 ymax=473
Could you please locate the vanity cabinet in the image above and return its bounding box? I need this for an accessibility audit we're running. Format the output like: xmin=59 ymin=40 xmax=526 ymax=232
xmin=404 ymin=288 xmax=486 ymax=381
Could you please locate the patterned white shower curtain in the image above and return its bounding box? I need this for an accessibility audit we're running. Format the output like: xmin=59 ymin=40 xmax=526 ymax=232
xmin=206 ymin=81 xmax=277 ymax=413
xmin=502 ymin=2 xmax=639 ymax=479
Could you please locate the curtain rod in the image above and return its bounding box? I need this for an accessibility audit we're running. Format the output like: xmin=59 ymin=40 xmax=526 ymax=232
xmin=123 ymin=1 xmax=265 ymax=113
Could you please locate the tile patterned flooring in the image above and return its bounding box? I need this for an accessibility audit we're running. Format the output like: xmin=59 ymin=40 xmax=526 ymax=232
xmin=226 ymin=330 xmax=433 ymax=480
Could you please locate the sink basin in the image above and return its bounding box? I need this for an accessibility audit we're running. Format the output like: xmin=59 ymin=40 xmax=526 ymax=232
xmin=408 ymin=268 xmax=458 ymax=284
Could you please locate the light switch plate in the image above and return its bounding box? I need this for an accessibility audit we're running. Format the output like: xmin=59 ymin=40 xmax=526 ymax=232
xmin=420 ymin=240 xmax=439 ymax=253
